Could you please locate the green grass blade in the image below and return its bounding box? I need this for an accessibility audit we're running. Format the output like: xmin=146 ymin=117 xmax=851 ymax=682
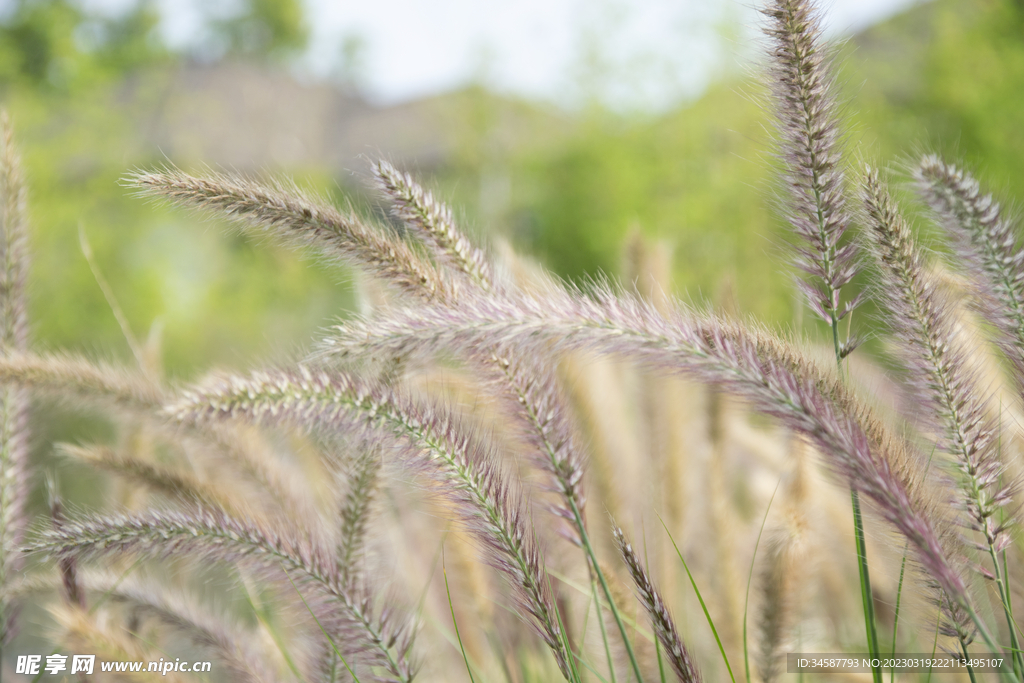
xmin=890 ymin=543 xmax=908 ymax=683
xmin=443 ymin=546 xmax=478 ymax=683
xmin=548 ymin=574 xmax=585 ymax=683
xmin=659 ymin=515 xmax=736 ymax=683
xmin=568 ymin=499 xmax=645 ymax=683
xmin=961 ymin=638 xmax=979 ymax=683
xmin=744 ymin=479 xmax=780 ymax=683
xmin=593 ymin=577 xmax=618 ymax=683
xmin=240 ymin=575 xmax=305 ymax=682
xmin=926 ymin=614 xmax=940 ymax=683
xmin=654 ymin=631 xmax=667 ymax=683
xmin=283 ymin=568 xmax=359 ymax=683
xmin=851 ymin=490 xmax=882 ymax=683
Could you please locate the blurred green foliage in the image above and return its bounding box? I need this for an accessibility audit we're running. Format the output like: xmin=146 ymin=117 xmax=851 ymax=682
xmin=207 ymin=0 xmax=308 ymax=60
xmin=474 ymin=0 xmax=1024 ymax=329
xmin=0 ymin=0 xmax=166 ymax=88
xmin=0 ymin=0 xmax=340 ymax=378
xmin=1 ymin=0 xmax=1023 ymax=377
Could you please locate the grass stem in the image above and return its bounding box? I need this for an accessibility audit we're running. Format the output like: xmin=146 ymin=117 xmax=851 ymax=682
xmin=569 ymin=499 xmax=645 ymax=683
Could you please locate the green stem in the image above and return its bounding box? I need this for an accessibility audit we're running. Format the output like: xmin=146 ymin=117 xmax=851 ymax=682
xmin=926 ymin=613 xmax=939 ymax=683
xmin=569 ymin=499 xmax=645 ymax=683
xmin=284 ymin=570 xmax=359 ymax=683
xmin=964 ymin=602 xmax=1017 ymax=681
xmin=744 ymin=480 xmax=780 ymax=683
xmin=987 ymin=544 xmax=1024 ymax=681
xmin=961 ymin=638 xmax=978 ymax=683
xmin=830 ymin=309 xmax=881 ymax=683
xmin=592 ymin=576 xmax=617 ymax=683
xmin=852 ymin=489 xmax=882 ymax=683
xmin=549 ymin=575 xmax=584 ymax=683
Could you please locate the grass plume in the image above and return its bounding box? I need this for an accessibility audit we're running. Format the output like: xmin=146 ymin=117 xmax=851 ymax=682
xmin=0 ymin=110 xmax=30 ymax=648
xmin=126 ymin=167 xmax=455 ymax=303
xmin=374 ymin=159 xmax=493 ymax=292
xmin=166 ymin=366 xmax=574 ymax=679
xmin=613 ymin=527 xmax=702 ymax=683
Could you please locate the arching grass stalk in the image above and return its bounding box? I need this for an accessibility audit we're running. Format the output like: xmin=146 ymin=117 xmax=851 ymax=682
xmin=744 ymin=480 xmax=780 ymax=683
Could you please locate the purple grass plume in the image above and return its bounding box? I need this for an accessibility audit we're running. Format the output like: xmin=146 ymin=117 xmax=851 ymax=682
xmin=320 ymin=286 xmax=972 ymax=608
xmin=763 ymin=0 xmax=862 ymax=355
xmin=613 ymin=526 xmax=703 ymax=683
xmin=916 ymin=156 xmax=1024 ymax=392
xmin=0 ymin=111 xmax=31 ymax=646
xmin=166 ymin=365 xmax=574 ymax=679
xmin=863 ymin=166 xmax=1015 ymax=556
xmin=29 ymin=504 xmax=416 ymax=682
xmin=126 ymin=167 xmax=455 ymax=303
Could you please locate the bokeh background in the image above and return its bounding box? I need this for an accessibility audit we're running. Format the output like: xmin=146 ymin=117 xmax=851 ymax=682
xmin=0 ymin=0 xmax=1021 ymax=375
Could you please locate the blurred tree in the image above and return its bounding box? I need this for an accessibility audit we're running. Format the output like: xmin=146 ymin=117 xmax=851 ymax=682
xmin=0 ymin=0 xmax=165 ymax=89
xmin=207 ymin=0 xmax=309 ymax=61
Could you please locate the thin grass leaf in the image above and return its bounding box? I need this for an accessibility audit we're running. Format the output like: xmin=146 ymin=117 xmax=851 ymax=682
xmin=593 ymin=576 xmax=617 ymax=683
xmin=285 ymin=568 xmax=361 ymax=683
xmin=890 ymin=546 xmax=907 ymax=683
xmin=744 ymin=480 xmax=780 ymax=683
xmin=78 ymin=225 xmax=146 ymax=370
xmin=237 ymin=575 xmax=308 ymax=683
xmin=660 ymin=517 xmax=732 ymax=683
xmin=443 ymin=545 xmax=478 ymax=683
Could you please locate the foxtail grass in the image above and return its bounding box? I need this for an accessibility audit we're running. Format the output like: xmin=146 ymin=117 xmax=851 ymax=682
xmin=0 ymin=111 xmax=31 ymax=650
xmin=12 ymin=0 xmax=1024 ymax=679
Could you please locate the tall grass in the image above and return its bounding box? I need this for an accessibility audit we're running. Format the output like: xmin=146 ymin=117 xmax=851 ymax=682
xmin=3 ymin=0 xmax=1024 ymax=681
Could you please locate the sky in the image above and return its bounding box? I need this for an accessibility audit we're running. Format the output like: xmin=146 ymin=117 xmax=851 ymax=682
xmin=142 ymin=0 xmax=928 ymax=111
